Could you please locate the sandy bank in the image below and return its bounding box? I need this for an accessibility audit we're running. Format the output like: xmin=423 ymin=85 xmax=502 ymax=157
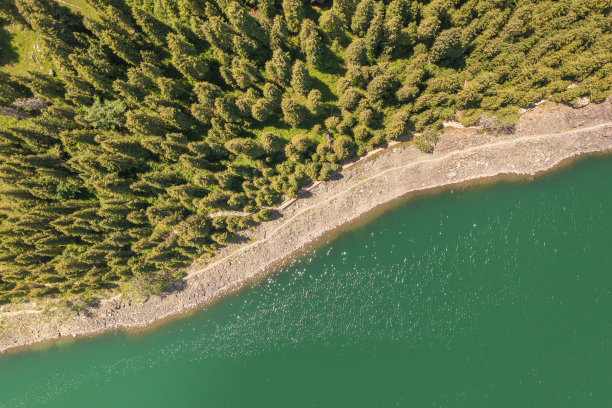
xmin=1 ymin=98 xmax=611 ymax=354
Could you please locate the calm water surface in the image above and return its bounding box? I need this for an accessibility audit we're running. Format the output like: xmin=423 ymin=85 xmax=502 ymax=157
xmin=1 ymin=156 xmax=611 ymax=407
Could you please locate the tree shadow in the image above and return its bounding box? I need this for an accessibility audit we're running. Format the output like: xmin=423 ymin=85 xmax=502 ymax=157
xmin=163 ymin=277 xmax=187 ymax=295
xmin=297 ymin=188 xmax=313 ymax=199
xmin=437 ymin=53 xmax=467 ymax=71
xmin=231 ymin=232 xmax=251 ymax=245
xmin=263 ymin=208 xmax=282 ymax=221
xmin=310 ymin=75 xmax=335 ymax=102
xmin=0 ymin=27 xmax=18 ymax=67
xmin=318 ymin=46 xmax=345 ymax=76
xmin=327 ymin=171 xmax=344 ymax=181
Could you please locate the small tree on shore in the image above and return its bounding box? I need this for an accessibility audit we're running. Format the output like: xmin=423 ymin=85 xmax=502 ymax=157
xmin=413 ymin=130 xmax=438 ymax=153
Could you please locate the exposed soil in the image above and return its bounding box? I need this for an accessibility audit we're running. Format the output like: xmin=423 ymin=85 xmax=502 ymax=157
xmin=1 ymin=98 xmax=611 ymax=354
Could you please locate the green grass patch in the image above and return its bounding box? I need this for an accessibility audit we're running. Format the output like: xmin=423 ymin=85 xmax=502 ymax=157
xmin=0 ymin=23 xmax=52 ymax=76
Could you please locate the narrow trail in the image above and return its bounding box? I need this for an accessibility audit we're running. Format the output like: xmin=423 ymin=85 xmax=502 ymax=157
xmin=2 ymin=121 xmax=610 ymax=319
xmin=184 ymin=121 xmax=612 ymax=281
xmin=0 ymin=310 xmax=44 ymax=317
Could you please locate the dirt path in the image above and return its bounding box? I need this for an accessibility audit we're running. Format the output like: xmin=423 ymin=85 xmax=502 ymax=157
xmin=184 ymin=120 xmax=611 ymax=282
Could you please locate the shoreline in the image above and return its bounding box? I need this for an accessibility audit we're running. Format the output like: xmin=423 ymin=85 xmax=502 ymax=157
xmin=1 ymin=98 xmax=611 ymax=354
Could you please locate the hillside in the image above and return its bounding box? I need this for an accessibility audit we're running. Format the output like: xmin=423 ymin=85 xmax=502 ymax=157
xmin=0 ymin=0 xmax=610 ymax=304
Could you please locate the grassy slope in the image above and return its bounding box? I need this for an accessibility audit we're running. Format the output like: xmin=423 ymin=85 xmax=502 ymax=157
xmin=0 ymin=0 xmax=98 ymax=75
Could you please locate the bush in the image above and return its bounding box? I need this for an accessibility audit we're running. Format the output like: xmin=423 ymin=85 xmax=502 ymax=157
xmin=82 ymin=99 xmax=126 ymax=130
xmin=123 ymin=270 xmax=180 ymax=302
xmin=413 ymin=130 xmax=438 ymax=153
xmin=224 ymin=138 xmax=265 ymax=158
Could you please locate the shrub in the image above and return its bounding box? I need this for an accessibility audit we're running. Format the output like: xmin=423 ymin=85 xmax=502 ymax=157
xmin=413 ymin=130 xmax=438 ymax=153
xmin=82 ymin=99 xmax=126 ymax=130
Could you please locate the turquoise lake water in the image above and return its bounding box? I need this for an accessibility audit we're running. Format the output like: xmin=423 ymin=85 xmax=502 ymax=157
xmin=1 ymin=155 xmax=611 ymax=407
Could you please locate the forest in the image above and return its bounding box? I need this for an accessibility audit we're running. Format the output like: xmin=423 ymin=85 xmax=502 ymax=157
xmin=0 ymin=0 xmax=610 ymax=304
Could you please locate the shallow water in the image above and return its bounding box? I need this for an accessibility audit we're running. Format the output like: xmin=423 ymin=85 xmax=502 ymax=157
xmin=1 ymin=155 xmax=611 ymax=407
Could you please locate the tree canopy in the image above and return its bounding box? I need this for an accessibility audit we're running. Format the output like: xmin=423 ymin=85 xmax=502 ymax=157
xmin=0 ymin=0 xmax=609 ymax=304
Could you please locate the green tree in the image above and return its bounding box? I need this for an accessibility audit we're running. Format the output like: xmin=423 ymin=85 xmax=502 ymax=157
xmin=270 ymin=15 xmax=289 ymax=49
xmin=339 ymin=87 xmax=362 ymax=111
xmin=132 ymin=8 xmax=170 ymax=46
xmin=332 ymin=0 xmax=356 ymax=26
xmin=365 ymin=3 xmax=385 ymax=57
xmin=332 ymin=135 xmax=356 ymax=161
xmin=193 ymin=81 xmax=222 ymax=106
xmin=367 ymin=74 xmax=397 ymax=106
xmin=429 ymin=27 xmax=464 ymax=64
xmin=351 ymin=0 xmax=374 ymax=37
xmin=258 ymin=0 xmax=275 ymax=18
xmin=231 ymin=57 xmax=259 ymax=89
xmin=291 ymin=60 xmax=311 ymax=95
xmin=299 ymin=19 xmax=322 ymax=66
xmin=81 ymin=99 xmax=126 ymax=130
xmin=282 ymin=0 xmax=303 ymax=33
xmin=319 ymin=9 xmax=345 ymax=39
xmin=260 ymin=132 xmax=285 ymax=153
xmin=263 ymin=82 xmax=283 ymax=107
xmin=225 ymin=138 xmax=265 ymax=158
xmin=281 ymin=98 xmax=304 ymax=128
xmin=201 ymin=16 xmax=234 ymax=54
xmin=265 ymin=49 xmax=292 ymax=85
xmin=385 ymin=110 xmax=411 ymax=139
xmin=413 ymin=130 xmax=438 ymax=153
xmin=214 ymin=96 xmax=240 ymax=122
xmin=251 ymin=99 xmax=273 ymax=122
xmin=306 ymin=89 xmax=322 ymax=115
xmin=345 ymin=38 xmax=367 ymax=66
xmin=226 ymin=1 xmax=266 ymax=44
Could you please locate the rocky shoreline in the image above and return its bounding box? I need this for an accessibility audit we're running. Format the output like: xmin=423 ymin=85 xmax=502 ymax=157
xmin=1 ymin=98 xmax=611 ymax=354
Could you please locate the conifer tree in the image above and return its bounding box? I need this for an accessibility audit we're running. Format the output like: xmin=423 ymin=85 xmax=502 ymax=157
xmin=299 ymin=19 xmax=322 ymax=66
xmin=225 ymin=138 xmax=265 ymax=158
xmin=167 ymin=33 xmax=209 ymax=82
xmin=346 ymin=38 xmax=368 ymax=66
xmin=351 ymin=0 xmax=374 ymax=37
xmin=258 ymin=0 xmax=275 ymax=19
xmin=307 ymin=89 xmax=323 ymax=115
xmin=226 ymin=1 xmax=266 ymax=44
xmin=365 ymin=3 xmax=385 ymax=57
xmin=281 ymin=98 xmax=303 ymax=128
xmin=251 ymin=99 xmax=273 ymax=122
xmin=332 ymin=0 xmax=356 ymax=26
xmin=132 ymin=8 xmax=170 ymax=46
xmin=282 ymin=0 xmax=303 ymax=33
xmin=270 ymin=15 xmax=289 ymax=49
xmin=385 ymin=110 xmax=411 ymax=139
xmin=263 ymin=83 xmax=283 ymax=107
xmin=340 ymin=88 xmax=362 ymax=111
xmin=319 ymin=9 xmax=345 ymax=39
xmin=291 ymin=60 xmax=311 ymax=96
xmin=260 ymin=132 xmax=285 ymax=153
xmin=231 ymin=57 xmax=259 ymax=89
xmin=215 ymin=97 xmax=240 ymax=123
xmin=193 ymin=81 xmax=222 ymax=107
xmin=265 ymin=49 xmax=292 ymax=85
xmin=429 ymin=28 xmax=464 ymax=64
xmin=201 ymin=16 xmax=235 ymax=54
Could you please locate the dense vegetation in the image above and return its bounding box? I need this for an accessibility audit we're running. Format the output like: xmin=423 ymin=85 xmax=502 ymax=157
xmin=0 ymin=0 xmax=610 ymax=304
